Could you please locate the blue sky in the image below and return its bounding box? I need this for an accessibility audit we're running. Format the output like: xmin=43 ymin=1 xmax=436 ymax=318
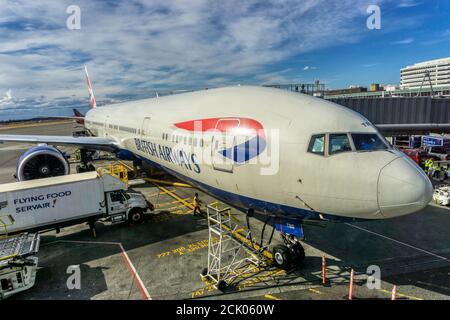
xmin=0 ymin=0 xmax=450 ymax=121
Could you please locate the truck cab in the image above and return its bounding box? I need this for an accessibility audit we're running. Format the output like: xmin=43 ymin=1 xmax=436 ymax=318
xmin=106 ymin=189 xmax=151 ymax=224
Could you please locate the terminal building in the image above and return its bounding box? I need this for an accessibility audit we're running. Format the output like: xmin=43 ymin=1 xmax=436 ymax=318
xmin=320 ymin=57 xmax=450 ymax=99
xmin=401 ymin=57 xmax=450 ymax=89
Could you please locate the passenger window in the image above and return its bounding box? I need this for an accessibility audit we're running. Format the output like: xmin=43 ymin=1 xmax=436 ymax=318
xmin=329 ymin=134 xmax=352 ymax=155
xmin=308 ymin=134 xmax=325 ymax=155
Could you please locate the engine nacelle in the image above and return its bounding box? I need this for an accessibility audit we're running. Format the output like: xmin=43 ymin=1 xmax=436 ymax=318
xmin=16 ymin=145 xmax=70 ymax=181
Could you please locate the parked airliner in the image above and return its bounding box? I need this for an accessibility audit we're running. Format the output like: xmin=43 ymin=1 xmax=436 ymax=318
xmin=0 ymin=68 xmax=433 ymax=268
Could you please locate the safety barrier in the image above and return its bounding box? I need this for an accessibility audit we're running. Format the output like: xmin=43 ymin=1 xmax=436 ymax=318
xmin=391 ymin=285 xmax=397 ymax=300
xmin=348 ymin=269 xmax=355 ymax=300
xmin=322 ymin=255 xmax=327 ymax=286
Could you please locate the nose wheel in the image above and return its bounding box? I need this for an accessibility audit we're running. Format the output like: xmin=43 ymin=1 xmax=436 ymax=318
xmin=272 ymin=245 xmax=292 ymax=270
xmin=271 ymin=234 xmax=305 ymax=270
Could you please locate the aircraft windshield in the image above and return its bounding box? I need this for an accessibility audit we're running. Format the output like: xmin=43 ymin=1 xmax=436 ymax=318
xmin=351 ymin=133 xmax=388 ymax=151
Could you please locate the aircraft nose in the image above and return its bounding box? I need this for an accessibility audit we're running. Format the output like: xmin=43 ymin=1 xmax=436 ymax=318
xmin=378 ymin=157 xmax=433 ymax=218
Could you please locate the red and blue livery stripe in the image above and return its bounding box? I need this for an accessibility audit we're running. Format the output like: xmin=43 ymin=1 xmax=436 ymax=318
xmin=174 ymin=117 xmax=266 ymax=163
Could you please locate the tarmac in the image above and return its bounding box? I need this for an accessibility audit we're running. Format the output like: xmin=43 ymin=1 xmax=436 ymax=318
xmin=0 ymin=121 xmax=449 ymax=300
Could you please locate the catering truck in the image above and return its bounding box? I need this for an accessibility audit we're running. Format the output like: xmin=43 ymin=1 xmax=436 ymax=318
xmin=0 ymin=171 xmax=151 ymax=235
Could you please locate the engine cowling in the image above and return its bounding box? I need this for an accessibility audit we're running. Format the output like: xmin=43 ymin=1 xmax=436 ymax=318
xmin=16 ymin=145 xmax=70 ymax=181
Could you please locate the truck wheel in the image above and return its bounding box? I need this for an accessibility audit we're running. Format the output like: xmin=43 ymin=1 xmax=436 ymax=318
xmin=128 ymin=209 xmax=144 ymax=225
xmin=272 ymin=245 xmax=292 ymax=270
xmin=201 ymin=268 xmax=208 ymax=276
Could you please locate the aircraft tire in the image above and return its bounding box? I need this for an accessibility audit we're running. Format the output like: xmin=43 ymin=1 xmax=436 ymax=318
xmin=272 ymin=245 xmax=292 ymax=270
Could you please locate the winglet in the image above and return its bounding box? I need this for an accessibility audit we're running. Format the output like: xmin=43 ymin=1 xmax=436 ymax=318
xmin=84 ymin=65 xmax=97 ymax=109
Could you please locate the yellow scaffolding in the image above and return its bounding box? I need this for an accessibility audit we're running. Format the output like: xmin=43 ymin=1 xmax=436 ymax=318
xmin=97 ymin=163 xmax=129 ymax=185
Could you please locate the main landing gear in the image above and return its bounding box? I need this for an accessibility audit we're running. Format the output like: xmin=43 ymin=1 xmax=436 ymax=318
xmin=272 ymin=233 xmax=305 ymax=270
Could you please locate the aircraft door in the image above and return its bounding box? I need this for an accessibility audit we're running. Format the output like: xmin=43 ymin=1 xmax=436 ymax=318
xmin=211 ymin=133 xmax=235 ymax=173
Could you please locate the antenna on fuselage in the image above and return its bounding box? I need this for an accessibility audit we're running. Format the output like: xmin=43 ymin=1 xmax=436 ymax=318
xmin=295 ymin=195 xmax=316 ymax=212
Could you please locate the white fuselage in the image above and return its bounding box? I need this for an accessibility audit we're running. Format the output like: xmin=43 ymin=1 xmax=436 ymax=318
xmin=84 ymin=86 xmax=433 ymax=221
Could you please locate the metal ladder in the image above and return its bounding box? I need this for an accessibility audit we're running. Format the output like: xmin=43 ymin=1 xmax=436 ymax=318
xmin=202 ymin=202 xmax=270 ymax=290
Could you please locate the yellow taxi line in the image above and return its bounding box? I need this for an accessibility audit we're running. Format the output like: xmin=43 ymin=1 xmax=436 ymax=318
xmin=377 ymin=288 xmax=423 ymax=300
xmin=264 ymin=294 xmax=281 ymax=300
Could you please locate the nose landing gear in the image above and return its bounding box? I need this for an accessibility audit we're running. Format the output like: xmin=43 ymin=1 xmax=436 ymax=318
xmin=272 ymin=233 xmax=305 ymax=270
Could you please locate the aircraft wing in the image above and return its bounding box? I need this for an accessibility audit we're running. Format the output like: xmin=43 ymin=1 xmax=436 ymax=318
xmin=0 ymin=135 xmax=119 ymax=151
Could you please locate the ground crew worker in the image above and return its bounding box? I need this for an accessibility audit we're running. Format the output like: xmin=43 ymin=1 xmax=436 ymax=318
xmin=434 ymin=162 xmax=442 ymax=181
xmin=425 ymin=158 xmax=435 ymax=177
xmin=193 ymin=193 xmax=202 ymax=216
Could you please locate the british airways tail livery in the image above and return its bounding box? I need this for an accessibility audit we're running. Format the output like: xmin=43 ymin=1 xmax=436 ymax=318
xmin=0 ymin=71 xmax=433 ymax=224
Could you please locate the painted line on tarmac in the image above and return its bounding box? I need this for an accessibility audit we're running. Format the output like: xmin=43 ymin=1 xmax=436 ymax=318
xmin=308 ymin=288 xmax=323 ymax=295
xmin=345 ymin=223 xmax=449 ymax=262
xmin=43 ymin=240 xmax=152 ymax=300
xmin=264 ymin=294 xmax=281 ymax=300
xmin=155 ymin=184 xmax=195 ymax=210
xmin=154 ymin=198 xmax=192 ymax=208
xmin=377 ymin=288 xmax=422 ymax=300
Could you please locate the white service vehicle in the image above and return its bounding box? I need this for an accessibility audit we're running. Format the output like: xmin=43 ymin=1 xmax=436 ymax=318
xmin=432 ymin=185 xmax=450 ymax=206
xmin=0 ymin=171 xmax=151 ymax=235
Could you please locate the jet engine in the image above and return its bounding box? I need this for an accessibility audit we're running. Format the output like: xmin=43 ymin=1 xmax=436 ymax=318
xmin=16 ymin=145 xmax=70 ymax=181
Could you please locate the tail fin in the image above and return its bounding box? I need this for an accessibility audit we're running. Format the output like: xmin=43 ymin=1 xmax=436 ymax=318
xmin=84 ymin=65 xmax=97 ymax=109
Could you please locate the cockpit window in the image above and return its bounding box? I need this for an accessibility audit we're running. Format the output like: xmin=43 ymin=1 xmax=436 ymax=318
xmin=351 ymin=133 xmax=388 ymax=151
xmin=329 ymin=134 xmax=352 ymax=155
xmin=308 ymin=134 xmax=325 ymax=155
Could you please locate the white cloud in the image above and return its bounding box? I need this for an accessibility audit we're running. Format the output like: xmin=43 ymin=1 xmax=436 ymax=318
xmin=0 ymin=89 xmax=12 ymax=105
xmin=0 ymin=0 xmax=401 ymax=120
xmin=391 ymin=37 xmax=414 ymax=44
xmin=397 ymin=1 xmax=422 ymax=8
xmin=303 ymin=66 xmax=317 ymax=71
